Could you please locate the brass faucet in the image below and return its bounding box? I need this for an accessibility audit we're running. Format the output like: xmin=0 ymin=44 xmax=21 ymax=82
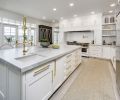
xmin=22 ymin=17 xmax=27 ymax=55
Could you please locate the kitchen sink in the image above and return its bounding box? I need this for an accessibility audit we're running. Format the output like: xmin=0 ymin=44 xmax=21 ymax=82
xmin=15 ymin=53 xmax=46 ymax=64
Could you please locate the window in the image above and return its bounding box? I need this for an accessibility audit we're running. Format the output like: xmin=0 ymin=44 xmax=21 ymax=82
xmin=0 ymin=17 xmax=1 ymax=23
xmin=30 ymin=29 xmax=36 ymax=44
xmin=3 ymin=25 xmax=17 ymax=45
xmin=0 ymin=17 xmax=37 ymax=48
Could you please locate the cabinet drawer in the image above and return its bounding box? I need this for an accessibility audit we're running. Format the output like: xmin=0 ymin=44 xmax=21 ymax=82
xmin=26 ymin=62 xmax=54 ymax=82
xmin=65 ymin=53 xmax=72 ymax=61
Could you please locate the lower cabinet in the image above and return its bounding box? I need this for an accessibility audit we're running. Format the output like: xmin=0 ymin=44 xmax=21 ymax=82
xmin=24 ymin=49 xmax=81 ymax=100
xmin=110 ymin=47 xmax=116 ymax=70
xmin=0 ymin=62 xmax=21 ymax=100
xmin=102 ymin=46 xmax=111 ymax=59
xmin=0 ymin=49 xmax=81 ymax=100
xmin=88 ymin=45 xmax=116 ymax=70
xmin=25 ymin=62 xmax=54 ymax=100
xmin=53 ymin=57 xmax=65 ymax=91
xmin=89 ymin=46 xmax=102 ymax=58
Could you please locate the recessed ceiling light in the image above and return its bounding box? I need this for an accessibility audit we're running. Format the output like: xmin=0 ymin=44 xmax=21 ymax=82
xmin=110 ymin=3 xmax=116 ymax=7
xmin=91 ymin=11 xmax=95 ymax=14
xmin=42 ymin=16 xmax=46 ymax=20
xmin=74 ymin=14 xmax=77 ymax=17
xmin=109 ymin=10 xmax=113 ymax=13
xmin=53 ymin=8 xmax=57 ymax=11
xmin=69 ymin=3 xmax=74 ymax=7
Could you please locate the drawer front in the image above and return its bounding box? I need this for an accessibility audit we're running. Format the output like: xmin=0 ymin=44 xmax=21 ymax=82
xmin=26 ymin=72 xmax=52 ymax=100
xmin=26 ymin=62 xmax=54 ymax=82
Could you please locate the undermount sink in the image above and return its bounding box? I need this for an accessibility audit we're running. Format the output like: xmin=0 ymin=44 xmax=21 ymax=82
xmin=15 ymin=53 xmax=46 ymax=64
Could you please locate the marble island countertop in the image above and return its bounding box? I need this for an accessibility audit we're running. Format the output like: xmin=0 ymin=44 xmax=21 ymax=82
xmin=0 ymin=45 xmax=81 ymax=73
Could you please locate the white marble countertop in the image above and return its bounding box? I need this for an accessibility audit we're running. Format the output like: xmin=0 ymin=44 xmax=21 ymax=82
xmin=0 ymin=45 xmax=81 ymax=73
xmin=89 ymin=44 xmax=116 ymax=47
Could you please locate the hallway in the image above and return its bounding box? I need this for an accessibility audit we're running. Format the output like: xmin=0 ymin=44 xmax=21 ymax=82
xmin=50 ymin=58 xmax=116 ymax=100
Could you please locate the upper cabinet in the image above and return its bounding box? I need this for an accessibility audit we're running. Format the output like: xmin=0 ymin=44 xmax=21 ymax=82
xmin=61 ymin=15 xmax=96 ymax=32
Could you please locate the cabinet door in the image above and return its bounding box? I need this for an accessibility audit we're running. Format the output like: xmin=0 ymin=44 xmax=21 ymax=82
xmin=26 ymin=72 xmax=52 ymax=100
xmin=53 ymin=57 xmax=65 ymax=91
xmin=102 ymin=47 xmax=111 ymax=59
xmin=0 ymin=63 xmax=7 ymax=100
xmin=26 ymin=66 xmax=52 ymax=100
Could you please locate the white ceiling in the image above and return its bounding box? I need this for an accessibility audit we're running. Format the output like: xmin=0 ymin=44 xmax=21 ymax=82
xmin=0 ymin=0 xmax=117 ymax=22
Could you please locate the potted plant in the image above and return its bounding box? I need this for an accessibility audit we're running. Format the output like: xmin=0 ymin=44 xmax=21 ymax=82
xmin=40 ymin=38 xmax=50 ymax=48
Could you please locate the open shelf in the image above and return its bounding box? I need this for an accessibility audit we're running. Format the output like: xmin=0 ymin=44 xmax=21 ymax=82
xmin=102 ymin=29 xmax=116 ymax=31
xmin=102 ymin=35 xmax=116 ymax=37
xmin=102 ymin=23 xmax=116 ymax=26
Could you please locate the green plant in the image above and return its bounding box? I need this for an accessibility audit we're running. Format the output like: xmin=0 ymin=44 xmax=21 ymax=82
xmin=5 ymin=36 xmax=12 ymax=43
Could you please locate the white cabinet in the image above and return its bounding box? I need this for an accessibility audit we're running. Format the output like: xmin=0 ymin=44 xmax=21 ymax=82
xmin=89 ymin=45 xmax=102 ymax=58
xmin=0 ymin=62 xmax=21 ymax=100
xmin=0 ymin=62 xmax=7 ymax=100
xmin=25 ymin=62 xmax=54 ymax=100
xmin=110 ymin=47 xmax=116 ymax=70
xmin=74 ymin=49 xmax=82 ymax=67
xmin=64 ymin=53 xmax=73 ymax=78
xmin=102 ymin=46 xmax=111 ymax=59
xmin=53 ymin=57 xmax=65 ymax=91
xmin=0 ymin=48 xmax=82 ymax=100
xmin=65 ymin=49 xmax=81 ymax=79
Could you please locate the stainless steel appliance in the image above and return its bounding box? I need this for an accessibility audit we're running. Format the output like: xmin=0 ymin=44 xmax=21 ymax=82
xmin=67 ymin=41 xmax=89 ymax=57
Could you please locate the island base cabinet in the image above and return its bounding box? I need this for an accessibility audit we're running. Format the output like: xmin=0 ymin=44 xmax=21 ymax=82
xmin=53 ymin=57 xmax=65 ymax=91
xmin=0 ymin=62 xmax=21 ymax=100
xmin=26 ymin=72 xmax=52 ymax=100
xmin=25 ymin=62 xmax=54 ymax=100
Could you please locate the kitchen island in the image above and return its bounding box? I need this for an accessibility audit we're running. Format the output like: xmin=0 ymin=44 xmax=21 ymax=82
xmin=0 ymin=45 xmax=81 ymax=100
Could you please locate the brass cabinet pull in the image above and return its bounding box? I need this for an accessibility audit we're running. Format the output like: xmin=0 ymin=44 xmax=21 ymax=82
xmin=54 ymin=62 xmax=56 ymax=77
xmin=52 ymin=70 xmax=54 ymax=83
xmin=33 ymin=65 xmax=50 ymax=76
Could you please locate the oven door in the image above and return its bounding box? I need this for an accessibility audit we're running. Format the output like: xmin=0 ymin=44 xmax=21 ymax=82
xmin=82 ymin=48 xmax=87 ymax=52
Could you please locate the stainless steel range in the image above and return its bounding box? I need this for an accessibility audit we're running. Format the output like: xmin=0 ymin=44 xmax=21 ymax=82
xmin=67 ymin=41 xmax=89 ymax=57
